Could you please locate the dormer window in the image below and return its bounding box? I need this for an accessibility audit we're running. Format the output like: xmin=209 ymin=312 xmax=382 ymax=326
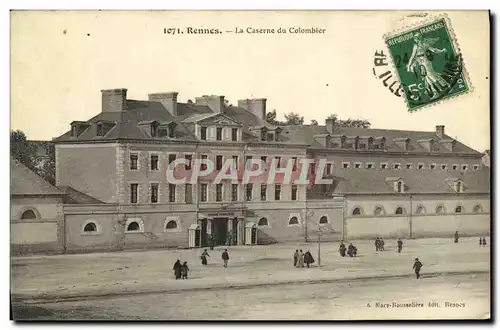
xmin=151 ymin=122 xmax=159 ymax=137
xmin=266 ymin=133 xmax=274 ymax=141
xmin=261 ymin=127 xmax=268 ymax=141
xmin=201 ymin=126 xmax=207 ymax=140
xmin=96 ymin=123 xmax=104 ymax=137
xmin=386 ymin=177 xmax=405 ymax=193
xmin=70 ymin=121 xmax=90 ymax=138
xmin=72 ymin=126 xmax=78 ymax=137
xmin=456 ymin=181 xmax=463 ymax=193
xmin=397 ymin=181 xmax=403 ymax=193
xmin=216 ymin=127 xmax=223 ymax=141
xmin=379 ymin=137 xmax=386 ymax=149
xmin=275 ymin=127 xmax=282 ymax=141
xmin=231 ymin=128 xmax=238 ymax=141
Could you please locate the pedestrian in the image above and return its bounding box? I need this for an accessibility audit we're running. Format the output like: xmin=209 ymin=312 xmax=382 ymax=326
xmin=413 ymin=258 xmax=423 ymax=279
xmin=298 ymin=249 xmax=305 ymax=268
xmin=293 ymin=249 xmax=299 ymax=267
xmin=181 ymin=261 xmax=189 ymax=279
xmin=380 ymin=238 xmax=385 ymax=251
xmin=375 ymin=237 xmax=380 ymax=251
xmin=454 ymin=231 xmax=459 ymax=243
xmin=482 ymin=237 xmax=487 ymax=246
xmin=347 ymin=243 xmax=354 ymax=257
xmin=352 ymin=245 xmax=358 ymax=257
xmin=200 ymin=249 xmax=210 ymax=266
xmin=173 ymin=259 xmax=182 ymax=280
xmin=479 ymin=237 xmax=483 ymax=246
xmin=339 ymin=241 xmax=347 ymax=257
xmin=226 ymin=231 xmax=233 ymax=246
xmin=397 ymin=238 xmax=403 ymax=253
xmin=210 ymin=234 xmax=216 ymax=250
xmin=222 ymin=249 xmax=230 ymax=268
xmin=304 ymin=250 xmax=315 ymax=268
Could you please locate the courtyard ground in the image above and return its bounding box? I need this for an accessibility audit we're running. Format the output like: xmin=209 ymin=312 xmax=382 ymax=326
xmin=11 ymin=236 xmax=490 ymax=304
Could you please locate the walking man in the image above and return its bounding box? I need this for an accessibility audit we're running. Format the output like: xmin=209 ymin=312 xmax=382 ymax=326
xmin=200 ymin=249 xmax=210 ymax=266
xmin=298 ymin=250 xmax=305 ymax=268
xmin=181 ymin=261 xmax=190 ymax=280
xmin=222 ymin=249 xmax=230 ymax=268
xmin=339 ymin=241 xmax=347 ymax=257
xmin=380 ymin=238 xmax=385 ymax=251
xmin=226 ymin=231 xmax=233 ymax=246
xmin=293 ymin=249 xmax=299 ymax=267
xmin=413 ymin=258 xmax=423 ymax=279
xmin=397 ymin=238 xmax=403 ymax=253
xmin=173 ymin=259 xmax=182 ymax=280
xmin=375 ymin=237 xmax=380 ymax=251
xmin=454 ymin=231 xmax=459 ymax=243
xmin=304 ymin=250 xmax=315 ymax=268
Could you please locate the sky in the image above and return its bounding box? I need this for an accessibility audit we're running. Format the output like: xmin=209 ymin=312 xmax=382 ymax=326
xmin=10 ymin=10 xmax=490 ymax=152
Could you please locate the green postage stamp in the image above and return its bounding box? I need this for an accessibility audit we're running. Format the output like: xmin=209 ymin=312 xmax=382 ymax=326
xmin=385 ymin=16 xmax=471 ymax=112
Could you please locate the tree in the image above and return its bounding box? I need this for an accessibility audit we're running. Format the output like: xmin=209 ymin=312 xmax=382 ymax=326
xmin=265 ymin=109 xmax=282 ymax=125
xmin=326 ymin=113 xmax=371 ymax=129
xmin=310 ymin=119 xmax=319 ymax=126
xmin=10 ymin=130 xmax=39 ymax=173
xmin=284 ymin=112 xmax=304 ymax=125
xmin=39 ymin=142 xmax=56 ymax=185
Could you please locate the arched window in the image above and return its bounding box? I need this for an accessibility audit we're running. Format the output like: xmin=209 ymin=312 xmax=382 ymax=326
xmin=166 ymin=220 xmax=177 ymax=229
xmin=397 ymin=181 xmax=403 ymax=193
xmin=352 ymin=207 xmax=361 ymax=216
xmin=84 ymin=222 xmax=97 ymax=232
xmin=374 ymin=206 xmax=384 ymax=216
xmin=127 ymin=221 xmax=140 ymax=231
xmin=319 ymin=216 xmax=328 ymax=224
xmin=258 ymin=218 xmax=268 ymax=226
xmin=21 ymin=209 xmax=37 ymax=220
xmin=436 ymin=205 xmax=445 ymax=214
xmin=415 ymin=205 xmax=425 ymax=214
xmin=288 ymin=216 xmax=299 ymax=225
xmin=473 ymin=205 xmax=483 ymax=213
xmin=456 ymin=181 xmax=462 ymax=192
xmin=395 ymin=207 xmax=405 ymax=215
xmin=455 ymin=206 xmax=463 ymax=213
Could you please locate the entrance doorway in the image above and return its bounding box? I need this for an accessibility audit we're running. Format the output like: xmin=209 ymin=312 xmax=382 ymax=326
xmin=200 ymin=220 xmax=208 ymax=247
xmin=212 ymin=217 xmax=228 ymax=246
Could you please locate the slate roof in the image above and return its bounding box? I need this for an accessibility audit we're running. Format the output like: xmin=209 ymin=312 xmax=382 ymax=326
xmin=59 ymin=186 xmax=105 ymax=204
xmin=324 ymin=168 xmax=490 ymax=195
xmin=10 ymin=158 xmax=62 ymax=196
xmin=53 ymin=92 xmax=481 ymax=154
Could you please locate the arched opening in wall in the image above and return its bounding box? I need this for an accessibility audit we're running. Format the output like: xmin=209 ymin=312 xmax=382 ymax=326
xmin=127 ymin=221 xmax=140 ymax=231
xmin=473 ymin=205 xmax=483 ymax=213
xmin=21 ymin=209 xmax=37 ymax=220
xmin=166 ymin=220 xmax=178 ymax=230
xmin=415 ymin=205 xmax=425 ymax=214
xmin=397 ymin=181 xmax=403 ymax=193
xmin=258 ymin=218 xmax=268 ymax=226
xmin=352 ymin=208 xmax=361 ymax=216
xmin=395 ymin=207 xmax=405 ymax=215
xmin=436 ymin=205 xmax=446 ymax=214
xmin=288 ymin=216 xmax=299 ymax=225
xmin=84 ymin=222 xmax=97 ymax=232
xmin=374 ymin=206 xmax=384 ymax=216
xmin=455 ymin=206 xmax=463 ymax=213
xmin=319 ymin=216 xmax=328 ymax=224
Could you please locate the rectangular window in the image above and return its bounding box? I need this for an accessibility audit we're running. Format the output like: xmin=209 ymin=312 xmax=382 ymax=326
xmin=326 ymin=163 xmax=332 ymax=174
xmin=275 ymin=184 xmax=281 ymax=201
xmin=291 ymin=185 xmax=298 ymax=201
xmin=381 ymin=163 xmax=387 ymax=170
xmin=452 ymin=164 xmax=458 ymax=170
xmin=267 ymin=133 xmax=274 ymax=141
xmin=462 ymin=164 xmax=468 ymax=171
xmin=418 ymin=163 xmax=425 ymax=170
xmin=342 ymin=162 xmax=350 ymax=169
xmin=185 ymin=184 xmax=192 ymax=204
xmin=406 ymin=164 xmax=412 ymax=170
xmin=151 ymin=124 xmax=158 ymax=137
xmin=150 ymin=155 xmax=159 ymax=170
xmin=201 ymin=126 xmax=207 ymax=140
xmin=169 ymin=184 xmax=176 ymax=203
xmin=393 ymin=163 xmax=401 ymax=170
xmin=260 ymin=184 xmax=267 ymax=201
xmin=96 ymin=124 xmax=104 ymax=137
xmin=201 ymin=184 xmax=208 ymax=202
xmin=231 ymin=184 xmax=238 ymax=201
xmin=292 ymin=157 xmax=298 ymax=171
xmin=246 ymin=156 xmax=253 ymax=169
xmin=473 ymin=165 xmax=480 ymax=171
xmin=130 ymin=154 xmax=138 ymax=170
xmin=168 ymin=154 xmax=176 ymax=165
xmin=216 ymin=155 xmax=223 ymax=170
xmin=275 ymin=156 xmax=281 ymax=168
xmin=246 ymin=184 xmax=253 ymax=201
xmin=185 ymin=154 xmax=192 ymax=170
xmin=430 ymin=164 xmax=436 ymax=170
xmin=261 ymin=156 xmax=267 ymax=163
xmin=150 ymin=183 xmax=159 ymax=203
xmin=216 ymin=127 xmax=223 ymax=141
xmin=366 ymin=163 xmax=374 ymax=169
xmin=441 ymin=164 xmax=447 ymax=170
xmin=232 ymin=155 xmax=238 ymax=169
xmin=130 ymin=183 xmax=138 ymax=204
xmin=231 ymin=128 xmax=238 ymax=141
xmin=354 ymin=162 xmax=362 ymax=169
xmin=216 ymin=184 xmax=223 ymax=201
xmin=201 ymin=155 xmax=208 ymax=171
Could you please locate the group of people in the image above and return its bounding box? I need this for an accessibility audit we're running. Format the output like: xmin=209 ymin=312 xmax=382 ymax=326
xmin=479 ymin=237 xmax=488 ymax=246
xmin=207 ymin=232 xmax=235 ymax=250
xmin=199 ymin=248 xmax=230 ymax=267
xmin=338 ymin=241 xmax=358 ymax=257
xmin=172 ymin=259 xmax=190 ymax=280
xmin=293 ymin=249 xmax=315 ymax=268
xmin=374 ymin=237 xmax=386 ymax=251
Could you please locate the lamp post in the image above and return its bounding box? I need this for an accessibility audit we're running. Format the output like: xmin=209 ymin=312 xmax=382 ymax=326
xmin=318 ymin=228 xmax=323 ymax=268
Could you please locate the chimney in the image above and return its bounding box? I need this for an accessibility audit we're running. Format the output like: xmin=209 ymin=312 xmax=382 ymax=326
xmin=237 ymin=98 xmax=267 ymax=120
xmin=149 ymin=92 xmax=178 ymax=116
xmin=436 ymin=125 xmax=445 ymax=139
xmin=325 ymin=118 xmax=335 ymax=134
xmin=101 ymin=88 xmax=127 ymax=112
xmin=195 ymin=95 xmax=225 ymax=113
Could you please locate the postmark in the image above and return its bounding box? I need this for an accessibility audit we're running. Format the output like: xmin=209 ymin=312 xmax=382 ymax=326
xmin=384 ymin=15 xmax=471 ymax=112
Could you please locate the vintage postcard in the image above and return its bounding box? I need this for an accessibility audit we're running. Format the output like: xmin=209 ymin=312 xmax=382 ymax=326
xmin=10 ymin=10 xmax=490 ymax=321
